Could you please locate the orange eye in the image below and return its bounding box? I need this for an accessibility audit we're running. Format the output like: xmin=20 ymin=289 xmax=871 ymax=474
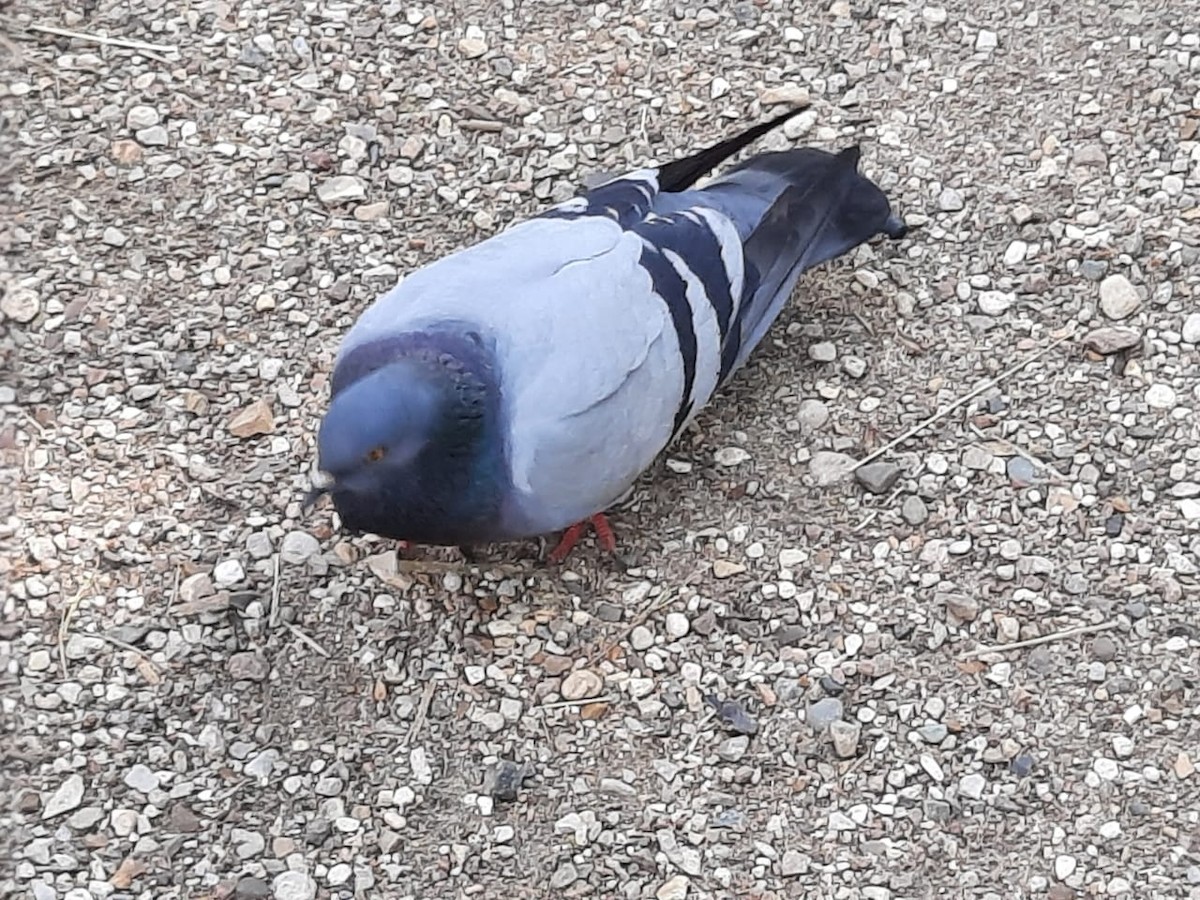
xmin=365 ymin=446 xmax=386 ymax=463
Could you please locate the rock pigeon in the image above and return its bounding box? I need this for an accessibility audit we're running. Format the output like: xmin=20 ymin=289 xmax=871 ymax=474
xmin=307 ymin=108 xmax=907 ymax=561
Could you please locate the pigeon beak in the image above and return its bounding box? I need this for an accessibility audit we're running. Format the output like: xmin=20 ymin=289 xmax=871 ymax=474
xmin=302 ymin=470 xmax=335 ymax=511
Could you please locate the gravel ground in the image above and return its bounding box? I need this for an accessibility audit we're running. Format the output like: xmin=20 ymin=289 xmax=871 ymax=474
xmin=4 ymin=1 xmax=1200 ymax=898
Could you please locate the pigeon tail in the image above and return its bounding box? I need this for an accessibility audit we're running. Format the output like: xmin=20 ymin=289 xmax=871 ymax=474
xmin=696 ymin=145 xmax=905 ymax=375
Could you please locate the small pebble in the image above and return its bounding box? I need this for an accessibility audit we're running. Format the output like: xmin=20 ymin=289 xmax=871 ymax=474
xmin=807 ymin=697 xmax=844 ymax=731
xmin=797 ymin=398 xmax=830 ymax=429
xmin=717 ymin=735 xmax=749 ymax=762
xmin=707 ymin=696 xmax=759 ymax=736
xmin=1007 ymin=456 xmax=1036 ymax=485
xmin=280 ymin=531 xmax=320 ymax=564
xmin=630 ymin=625 xmax=654 ymax=651
xmin=959 ymin=772 xmax=986 ymax=800
xmin=664 ymin=612 xmax=689 ymax=639
xmin=1010 ymin=755 xmax=1035 ymax=779
xmin=1054 ymin=854 xmax=1077 ymax=881
xmin=1182 ymin=312 xmax=1200 ymax=344
xmin=938 ymin=187 xmax=964 ymax=211
xmin=486 ymin=760 xmax=529 ymax=802
xmin=808 ymin=341 xmax=837 ymax=362
xmin=829 ymin=720 xmax=860 ymax=758
xmin=901 ymin=495 xmax=930 ymax=525
xmin=1099 ymin=274 xmax=1140 ymax=320
xmin=855 ymin=461 xmax=902 ymax=494
xmin=1092 ymin=635 xmax=1117 ymax=661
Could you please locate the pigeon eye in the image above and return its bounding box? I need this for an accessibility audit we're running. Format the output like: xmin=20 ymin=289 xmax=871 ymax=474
xmin=365 ymin=446 xmax=386 ymax=463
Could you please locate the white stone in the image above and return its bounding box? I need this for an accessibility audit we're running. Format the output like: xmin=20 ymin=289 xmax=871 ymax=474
xmin=975 ymin=29 xmax=998 ymax=49
xmin=1182 ymin=312 xmax=1200 ymax=344
xmin=1054 ymin=854 xmax=1077 ymax=880
xmin=978 ymin=290 xmax=1013 ymax=315
xmin=123 ymin=764 xmax=159 ymax=793
xmin=938 ymin=187 xmax=964 ymax=211
xmin=280 ymin=531 xmax=321 ymax=564
xmin=1 ymin=286 xmax=40 ymax=322
xmin=273 ymin=871 xmax=317 ymax=900
xmin=664 ymin=612 xmax=690 ymax=639
xmin=1178 ymin=499 xmax=1200 ymax=521
xmin=715 ymin=447 xmax=750 ymax=467
xmin=317 ymin=175 xmax=366 ymax=204
xmin=213 ymin=559 xmax=245 ymax=586
xmin=126 ymin=105 xmax=160 ymax=128
xmin=959 ymin=772 xmax=986 ymax=800
xmin=1003 ymin=240 xmax=1027 ymax=266
xmin=1145 ymin=384 xmax=1176 ymax=409
xmin=42 ymin=774 xmax=85 ymax=819
xmin=1111 ymin=735 xmax=1135 ymax=758
xmin=630 ymin=625 xmax=655 ymax=651
xmin=1099 ymin=274 xmax=1140 ymax=320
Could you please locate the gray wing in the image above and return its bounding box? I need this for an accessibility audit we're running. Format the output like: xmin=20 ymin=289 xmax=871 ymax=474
xmin=338 ymin=182 xmax=729 ymax=533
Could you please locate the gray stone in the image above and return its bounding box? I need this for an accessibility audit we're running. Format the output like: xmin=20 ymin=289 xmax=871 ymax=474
xmin=664 ymin=612 xmax=689 ymax=639
xmin=781 ymin=850 xmax=808 ymax=877
xmin=901 ymin=495 xmax=929 ymax=525
xmin=213 ymin=559 xmax=245 ymax=586
xmin=918 ymin=723 xmax=948 ymax=744
xmin=855 ymin=461 xmax=901 ymax=494
xmin=810 ymin=451 xmax=856 ymax=486
xmin=315 ymin=776 xmax=344 ymax=797
xmin=0 ymin=286 xmax=40 ymax=323
xmin=1007 ymin=456 xmax=1036 ymax=484
xmin=807 ymin=697 xmax=844 ymax=731
xmin=549 ymin=863 xmax=578 ymax=889
xmin=841 ymin=355 xmax=867 ymax=378
xmin=630 ymin=625 xmax=654 ymax=651
xmin=245 ymin=749 xmax=280 ymax=780
xmin=228 ymin=651 xmax=270 ymax=682
xmin=136 ymin=125 xmax=169 ymax=146
xmin=797 ymin=399 xmax=830 ymax=430
xmin=717 ymin=736 xmax=749 ymax=762
xmin=1083 ymin=326 xmax=1141 ymax=355
xmin=236 ymin=876 xmax=271 ymax=900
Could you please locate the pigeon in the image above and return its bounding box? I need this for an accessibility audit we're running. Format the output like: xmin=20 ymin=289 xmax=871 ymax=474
xmin=307 ymin=108 xmax=907 ymax=561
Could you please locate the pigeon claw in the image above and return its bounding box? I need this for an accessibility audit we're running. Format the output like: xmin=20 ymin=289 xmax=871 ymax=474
xmin=547 ymin=514 xmax=617 ymax=564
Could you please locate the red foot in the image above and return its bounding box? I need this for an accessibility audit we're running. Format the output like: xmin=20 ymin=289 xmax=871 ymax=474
xmin=547 ymin=514 xmax=617 ymax=563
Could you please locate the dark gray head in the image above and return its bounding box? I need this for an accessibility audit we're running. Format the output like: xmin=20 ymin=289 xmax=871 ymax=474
xmin=307 ymin=334 xmax=506 ymax=545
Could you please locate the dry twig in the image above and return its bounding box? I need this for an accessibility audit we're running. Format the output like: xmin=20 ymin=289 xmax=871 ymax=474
xmin=25 ymin=23 xmax=177 ymax=54
xmin=854 ymin=332 xmax=1075 ymax=470
xmin=958 ymin=620 xmax=1117 ymax=659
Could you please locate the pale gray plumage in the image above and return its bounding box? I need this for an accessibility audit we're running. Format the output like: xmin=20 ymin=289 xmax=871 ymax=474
xmin=308 ymin=109 xmax=907 ymax=552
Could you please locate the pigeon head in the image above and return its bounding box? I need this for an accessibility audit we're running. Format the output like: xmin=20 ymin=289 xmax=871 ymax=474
xmin=308 ymin=333 xmax=506 ymax=545
xmin=315 ymin=358 xmax=443 ymax=490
